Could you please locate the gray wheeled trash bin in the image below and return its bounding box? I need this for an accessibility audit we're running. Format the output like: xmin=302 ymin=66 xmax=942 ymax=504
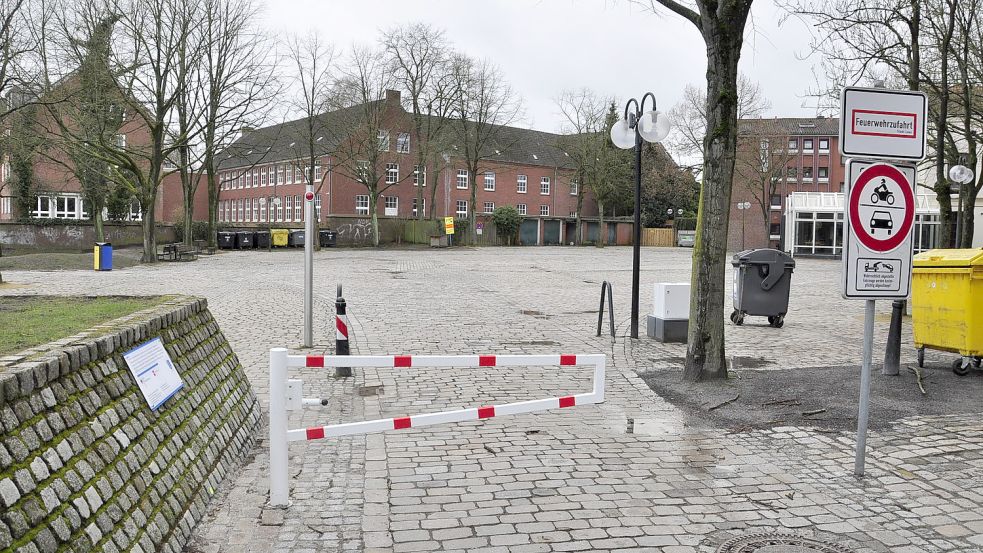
xmin=730 ymin=248 xmax=795 ymax=328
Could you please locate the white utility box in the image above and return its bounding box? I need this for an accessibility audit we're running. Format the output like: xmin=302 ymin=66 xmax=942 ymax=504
xmin=652 ymin=283 xmax=690 ymax=320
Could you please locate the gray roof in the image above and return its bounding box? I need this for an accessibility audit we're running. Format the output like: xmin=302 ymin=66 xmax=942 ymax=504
xmin=738 ymin=116 xmax=839 ymax=137
xmin=217 ymin=99 xmax=576 ymax=171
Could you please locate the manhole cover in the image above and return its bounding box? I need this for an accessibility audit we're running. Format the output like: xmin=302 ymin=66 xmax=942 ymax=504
xmin=717 ymin=533 xmax=854 ymax=553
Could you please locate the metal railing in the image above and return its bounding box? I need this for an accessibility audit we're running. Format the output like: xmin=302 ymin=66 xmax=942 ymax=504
xmin=597 ymin=281 xmax=615 ymax=339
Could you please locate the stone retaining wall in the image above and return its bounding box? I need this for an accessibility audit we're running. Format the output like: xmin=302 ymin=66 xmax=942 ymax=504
xmin=0 ymin=296 xmax=261 ymax=553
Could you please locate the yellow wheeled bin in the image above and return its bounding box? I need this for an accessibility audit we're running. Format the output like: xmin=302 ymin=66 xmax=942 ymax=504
xmin=912 ymin=248 xmax=983 ymax=375
xmin=271 ymin=228 xmax=289 ymax=247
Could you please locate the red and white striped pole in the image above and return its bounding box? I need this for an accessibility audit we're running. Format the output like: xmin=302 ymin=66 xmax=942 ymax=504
xmin=335 ymin=285 xmax=351 ymax=377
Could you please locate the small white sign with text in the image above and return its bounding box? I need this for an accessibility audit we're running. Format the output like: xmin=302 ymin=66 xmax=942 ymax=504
xmin=123 ymin=337 xmax=184 ymax=410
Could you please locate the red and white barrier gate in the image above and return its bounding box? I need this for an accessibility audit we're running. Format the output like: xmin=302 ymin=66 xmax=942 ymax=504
xmin=268 ymin=348 xmax=605 ymax=507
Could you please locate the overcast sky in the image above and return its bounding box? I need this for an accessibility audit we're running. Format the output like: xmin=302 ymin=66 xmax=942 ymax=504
xmin=262 ymin=0 xmax=824 ymax=134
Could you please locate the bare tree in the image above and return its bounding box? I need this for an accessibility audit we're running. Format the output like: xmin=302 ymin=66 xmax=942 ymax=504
xmin=200 ymin=0 xmax=278 ymax=248
xmin=590 ymin=102 xmax=633 ymax=248
xmin=733 ymin=123 xmax=798 ymax=242
xmin=174 ymin=0 xmax=207 ymax=244
xmin=382 ymin=23 xmax=454 ymax=226
xmin=448 ymin=54 xmax=522 ymax=246
xmin=283 ymin=31 xmax=335 ymax=243
xmin=952 ymin=0 xmax=983 ymax=247
xmin=0 ymin=0 xmax=36 ymax=118
xmin=645 ymin=0 xmax=754 ymax=381
xmin=555 ymin=88 xmax=608 ymax=245
xmin=667 ymin=74 xmax=771 ymax=176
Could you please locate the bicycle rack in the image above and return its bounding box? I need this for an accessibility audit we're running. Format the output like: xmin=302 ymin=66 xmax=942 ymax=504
xmin=597 ymin=281 xmax=615 ymax=339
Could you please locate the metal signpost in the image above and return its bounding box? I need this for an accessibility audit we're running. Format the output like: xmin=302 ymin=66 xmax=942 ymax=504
xmin=303 ymin=187 xmax=314 ymax=348
xmin=839 ymin=85 xmax=927 ymax=477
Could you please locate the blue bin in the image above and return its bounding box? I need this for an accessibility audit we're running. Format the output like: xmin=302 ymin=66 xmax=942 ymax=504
xmin=93 ymin=242 xmax=112 ymax=271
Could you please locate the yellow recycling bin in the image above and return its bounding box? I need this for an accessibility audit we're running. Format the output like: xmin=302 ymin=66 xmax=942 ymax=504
xmin=912 ymin=248 xmax=983 ymax=374
xmin=271 ymin=229 xmax=289 ymax=247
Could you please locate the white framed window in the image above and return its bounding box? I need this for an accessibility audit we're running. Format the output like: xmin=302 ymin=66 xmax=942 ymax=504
xmin=484 ymin=172 xmax=495 ymax=191
xmin=539 ymin=205 xmax=550 ymax=216
xmin=818 ymin=166 xmax=829 ymax=180
xmin=277 ymin=165 xmax=285 ymax=185
xmin=386 ymin=163 xmax=399 ymax=184
xmin=819 ymin=138 xmax=830 ymax=151
xmin=260 ymin=201 xmax=267 ymax=222
xmin=570 ymin=179 xmax=578 ymax=195
xmin=285 ymin=195 xmax=293 ymax=222
xmin=457 ymin=170 xmax=468 ymax=189
xmin=540 ymin=177 xmax=550 ymax=195
xmin=788 ymin=138 xmax=798 ymax=150
xmin=456 ymin=200 xmax=467 ymax=217
xmin=314 ymin=195 xmax=322 ymax=220
xmin=286 ymin=164 xmax=293 ymax=184
xmin=314 ymin=160 xmax=321 ymax=182
xmin=261 ymin=167 xmax=268 ymax=186
xmin=803 ymin=138 xmax=814 ymax=152
xmin=236 ymin=198 xmax=242 ymax=221
xmin=396 ymin=132 xmax=410 ymax=153
xmin=356 ymin=160 xmax=369 ymax=180
xmin=276 ymin=198 xmax=283 ymax=221
xmin=517 ymin=203 xmax=527 ymax=216
xmin=483 ymin=201 xmax=495 ymax=214
xmin=355 ymin=195 xmax=369 ymax=214
xmin=294 ymin=194 xmax=302 ymax=221
xmin=1 ymin=161 xmax=8 ymax=182
xmin=378 ymin=130 xmax=390 ymax=151
xmin=412 ymin=197 xmax=426 ymax=217
xmin=245 ymin=198 xmax=252 ymax=222
xmin=413 ymin=165 xmax=426 ymax=186
xmin=292 ymin=164 xmax=298 ymax=183
xmin=385 ymin=196 xmax=398 ymax=216
xmin=1 ymin=196 xmax=9 ymax=215
xmin=517 ymin=174 xmax=527 ymax=193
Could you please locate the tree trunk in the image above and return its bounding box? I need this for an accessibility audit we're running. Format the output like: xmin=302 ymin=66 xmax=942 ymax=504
xmin=369 ymin=193 xmax=380 ymax=247
xmin=141 ymin=200 xmax=157 ymax=263
xmin=933 ymin=5 xmax=956 ymax=248
xmin=597 ymin=200 xmax=605 ymax=248
xmin=183 ymin=193 xmax=194 ymax=246
xmin=207 ymin=170 xmax=218 ymax=249
xmin=92 ymin=205 xmax=105 ymax=243
xmin=469 ymin=171 xmax=478 ymax=246
xmin=575 ymin=169 xmax=585 ymax=246
xmin=682 ymin=26 xmax=742 ymax=382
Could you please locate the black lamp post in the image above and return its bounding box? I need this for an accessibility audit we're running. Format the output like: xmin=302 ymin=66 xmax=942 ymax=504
xmin=610 ymin=92 xmax=671 ymax=339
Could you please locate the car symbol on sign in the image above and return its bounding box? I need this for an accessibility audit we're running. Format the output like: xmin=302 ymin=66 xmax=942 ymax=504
xmin=870 ymin=211 xmax=893 ymax=235
xmin=864 ymin=261 xmax=894 ymax=272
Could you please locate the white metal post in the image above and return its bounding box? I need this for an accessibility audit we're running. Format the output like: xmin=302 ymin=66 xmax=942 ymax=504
xmin=303 ymin=184 xmax=314 ymax=348
xmin=854 ymin=299 xmax=875 ymax=477
xmin=593 ymin=356 xmax=605 ymax=402
xmin=269 ymin=347 xmax=290 ymax=507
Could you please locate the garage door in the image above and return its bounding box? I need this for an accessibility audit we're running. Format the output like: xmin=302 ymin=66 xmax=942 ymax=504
xmin=519 ymin=219 xmax=539 ymax=245
xmin=543 ymin=220 xmax=561 ymax=245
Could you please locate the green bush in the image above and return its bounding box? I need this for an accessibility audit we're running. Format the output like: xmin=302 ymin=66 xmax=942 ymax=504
xmin=173 ymin=218 xmax=213 ymax=242
xmin=492 ymin=206 xmax=521 ymax=245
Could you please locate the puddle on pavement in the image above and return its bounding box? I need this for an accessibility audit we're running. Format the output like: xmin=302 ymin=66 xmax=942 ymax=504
xmin=628 ymin=418 xmax=685 ymax=436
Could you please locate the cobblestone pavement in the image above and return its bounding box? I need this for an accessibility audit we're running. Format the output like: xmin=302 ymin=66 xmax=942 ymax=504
xmin=3 ymin=247 xmax=981 ymax=552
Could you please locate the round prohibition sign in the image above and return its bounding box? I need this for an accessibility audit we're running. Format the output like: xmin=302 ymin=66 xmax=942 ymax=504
xmin=304 ymin=191 xmax=315 ymax=201
xmin=849 ymin=163 xmax=914 ymax=252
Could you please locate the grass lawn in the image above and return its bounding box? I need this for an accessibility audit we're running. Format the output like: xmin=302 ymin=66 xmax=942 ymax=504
xmin=0 ymin=296 xmax=165 ymax=356
xmin=0 ymin=248 xmax=145 ymax=271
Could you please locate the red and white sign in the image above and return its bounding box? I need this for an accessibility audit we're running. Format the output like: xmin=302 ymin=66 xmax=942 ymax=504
xmin=304 ymin=191 xmax=315 ymax=201
xmin=840 ymin=87 xmax=927 ymax=161
xmin=842 ymin=161 xmax=916 ymax=299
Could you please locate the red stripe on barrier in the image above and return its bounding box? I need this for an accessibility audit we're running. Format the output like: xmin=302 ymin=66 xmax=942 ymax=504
xmin=477 ymin=406 xmax=496 ymax=419
xmin=393 ymin=417 xmax=412 ymax=429
xmin=394 ymin=355 xmax=412 ymax=367
xmin=306 ymin=427 xmax=325 ymax=440
xmin=306 ymin=355 xmax=325 ymax=368
xmin=558 ymin=396 xmax=576 ymax=408
xmin=560 ymin=355 xmax=577 ymax=366
xmin=336 ymin=317 xmax=349 ymax=338
xmin=478 ymin=355 xmax=496 ymax=367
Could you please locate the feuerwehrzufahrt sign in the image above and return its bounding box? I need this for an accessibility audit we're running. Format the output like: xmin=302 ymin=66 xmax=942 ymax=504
xmin=840 ymin=87 xmax=928 ymax=161
xmin=842 ymin=160 xmax=916 ymax=299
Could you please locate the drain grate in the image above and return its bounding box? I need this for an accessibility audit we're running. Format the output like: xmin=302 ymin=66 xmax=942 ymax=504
xmin=717 ymin=533 xmax=855 ymax=553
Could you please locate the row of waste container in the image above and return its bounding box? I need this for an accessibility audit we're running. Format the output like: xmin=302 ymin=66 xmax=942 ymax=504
xmin=217 ymin=229 xmax=337 ymax=249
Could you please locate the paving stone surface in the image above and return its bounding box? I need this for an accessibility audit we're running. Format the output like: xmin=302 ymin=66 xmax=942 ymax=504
xmin=3 ymin=247 xmax=981 ymax=552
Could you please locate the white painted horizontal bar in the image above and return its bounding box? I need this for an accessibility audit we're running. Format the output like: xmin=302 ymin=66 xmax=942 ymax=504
xmin=286 ymin=354 xmax=605 ymax=368
xmin=493 ymin=397 xmax=562 ymax=416
xmin=411 ymin=407 xmax=479 ymax=427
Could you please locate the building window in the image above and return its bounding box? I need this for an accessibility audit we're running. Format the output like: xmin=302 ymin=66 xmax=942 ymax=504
xmin=457 ymin=169 xmax=468 ymax=189
xmin=570 ymin=179 xmax=578 ymax=195
xmin=314 ymin=160 xmax=321 ymax=183
xmin=770 ymin=194 xmax=782 ymax=210
xmin=788 ymin=139 xmax=797 ymax=150
xmin=803 ymin=138 xmax=814 ymax=152
xmin=285 ymin=195 xmax=293 ymax=222
xmin=236 ymin=198 xmax=243 ymax=222
xmin=286 ymin=164 xmax=293 ymax=184
xmin=456 ymin=200 xmax=468 ymax=217
xmin=517 ymin=174 xmax=527 ymax=193
xmin=819 ymin=138 xmax=830 ymax=151
xmin=314 ymin=195 xmax=322 ymax=220
xmin=483 ymin=201 xmax=495 ymax=214
xmin=277 ymin=165 xmax=285 ymax=185
xmin=540 ymin=176 xmax=550 ymax=195
xmin=787 ymin=167 xmax=797 ymax=179
xmin=384 ymin=196 xmax=398 ymax=216
xmin=539 ymin=205 xmax=550 ymax=216
xmin=378 ymin=130 xmax=390 ymax=151
xmin=246 ymin=198 xmax=253 ymax=222
xmin=292 ymin=194 xmax=300 ymax=220
xmin=114 ymin=134 xmax=126 ymax=148
xmin=292 ymin=164 xmax=298 ymax=183
xmin=412 ymin=197 xmax=425 ymax=217
xmin=355 ymin=195 xmax=369 ymax=214
xmin=413 ymin=165 xmax=426 ymax=186
xmin=517 ymin=203 xmax=527 ymax=216
xmin=386 ymin=163 xmax=399 ymax=184
xmin=396 ymin=132 xmax=410 ymax=153
xmin=260 ymin=201 xmax=267 ymax=222
xmin=803 ymin=166 xmax=813 ymax=180
xmin=356 ymin=160 xmax=369 ymax=180
xmin=262 ymin=167 xmax=269 ymax=186
xmin=484 ymin=172 xmax=495 ymax=191
xmin=770 ymin=223 xmax=781 ymax=238
xmin=276 ymin=198 xmax=283 ymax=221
xmin=818 ymin=167 xmax=829 ymax=180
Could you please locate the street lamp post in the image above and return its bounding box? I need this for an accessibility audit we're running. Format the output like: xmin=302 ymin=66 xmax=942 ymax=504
xmin=949 ymin=163 xmax=974 ymax=248
xmin=611 ymin=93 xmax=671 ymax=339
xmin=737 ymin=201 xmax=751 ymax=250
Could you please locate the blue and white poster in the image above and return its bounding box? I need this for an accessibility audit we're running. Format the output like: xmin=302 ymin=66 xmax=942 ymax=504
xmin=123 ymin=337 xmax=184 ymax=410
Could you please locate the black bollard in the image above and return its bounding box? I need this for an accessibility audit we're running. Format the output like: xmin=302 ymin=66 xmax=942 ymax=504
xmin=335 ymin=293 xmax=351 ymax=377
xmin=882 ymin=299 xmax=904 ymax=375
